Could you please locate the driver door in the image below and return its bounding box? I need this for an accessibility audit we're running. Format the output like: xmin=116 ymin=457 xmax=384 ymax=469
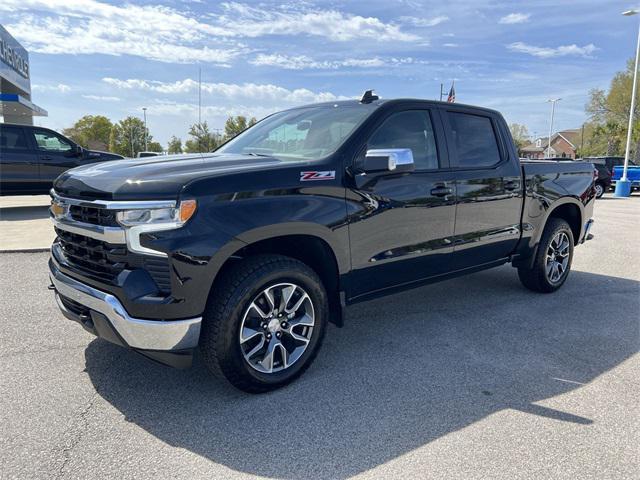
xmin=347 ymin=108 xmax=457 ymax=299
xmin=30 ymin=128 xmax=82 ymax=186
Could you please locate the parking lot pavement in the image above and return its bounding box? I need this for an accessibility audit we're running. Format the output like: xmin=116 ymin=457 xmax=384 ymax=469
xmin=0 ymin=196 xmax=638 ymax=480
xmin=0 ymin=195 xmax=54 ymax=251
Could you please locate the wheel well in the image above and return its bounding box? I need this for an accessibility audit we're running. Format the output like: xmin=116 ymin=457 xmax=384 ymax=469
xmin=212 ymin=235 xmax=343 ymax=326
xmin=548 ymin=203 xmax=581 ymax=243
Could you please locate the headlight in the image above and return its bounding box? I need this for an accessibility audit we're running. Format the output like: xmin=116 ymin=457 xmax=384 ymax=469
xmin=116 ymin=199 xmax=197 ymax=228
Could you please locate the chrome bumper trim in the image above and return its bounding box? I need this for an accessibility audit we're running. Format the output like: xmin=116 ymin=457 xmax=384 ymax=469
xmin=50 ymin=265 xmax=201 ymax=351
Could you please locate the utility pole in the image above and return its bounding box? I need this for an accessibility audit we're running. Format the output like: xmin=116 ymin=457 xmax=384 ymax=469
xmin=546 ymin=98 xmax=561 ymax=158
xmin=439 ymin=83 xmax=444 ymax=101
xmin=142 ymin=107 xmax=148 ymax=152
xmin=616 ymin=9 xmax=640 ymax=197
xmin=198 ymin=66 xmax=202 ymax=153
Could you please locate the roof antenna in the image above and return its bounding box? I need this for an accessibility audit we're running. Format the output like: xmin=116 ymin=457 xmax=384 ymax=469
xmin=360 ymin=89 xmax=379 ymax=104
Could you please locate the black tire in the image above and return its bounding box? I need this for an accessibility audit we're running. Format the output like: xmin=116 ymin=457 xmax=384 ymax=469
xmin=199 ymin=254 xmax=328 ymax=393
xmin=594 ymin=182 xmax=605 ymax=199
xmin=517 ymin=218 xmax=574 ymax=293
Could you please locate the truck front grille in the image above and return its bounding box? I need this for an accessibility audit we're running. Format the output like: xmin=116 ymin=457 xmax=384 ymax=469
xmin=55 ymin=227 xmax=171 ymax=293
xmin=69 ymin=205 xmax=119 ymax=227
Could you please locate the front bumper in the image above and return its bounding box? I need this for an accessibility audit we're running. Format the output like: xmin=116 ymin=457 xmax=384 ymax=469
xmin=50 ymin=260 xmax=201 ymax=367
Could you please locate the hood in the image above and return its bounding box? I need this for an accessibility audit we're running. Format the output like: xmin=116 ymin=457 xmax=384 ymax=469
xmin=53 ymin=153 xmax=297 ymax=200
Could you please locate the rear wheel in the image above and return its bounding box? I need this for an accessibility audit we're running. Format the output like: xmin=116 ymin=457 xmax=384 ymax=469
xmin=594 ymin=182 xmax=605 ymax=198
xmin=518 ymin=218 xmax=574 ymax=293
xmin=199 ymin=254 xmax=328 ymax=393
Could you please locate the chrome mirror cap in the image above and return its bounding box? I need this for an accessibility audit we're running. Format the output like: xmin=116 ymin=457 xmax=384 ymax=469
xmin=364 ymin=148 xmax=415 ymax=172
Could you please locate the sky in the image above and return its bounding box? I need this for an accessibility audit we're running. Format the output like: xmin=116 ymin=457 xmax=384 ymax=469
xmin=1 ymin=0 xmax=638 ymax=147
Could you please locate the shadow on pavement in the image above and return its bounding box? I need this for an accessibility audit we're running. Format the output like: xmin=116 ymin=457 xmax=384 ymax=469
xmin=84 ymin=267 xmax=639 ymax=479
xmin=0 ymin=205 xmax=50 ymax=221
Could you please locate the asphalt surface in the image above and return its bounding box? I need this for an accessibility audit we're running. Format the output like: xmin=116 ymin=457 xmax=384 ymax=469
xmin=0 ymin=195 xmax=54 ymax=251
xmin=0 ymin=195 xmax=638 ymax=480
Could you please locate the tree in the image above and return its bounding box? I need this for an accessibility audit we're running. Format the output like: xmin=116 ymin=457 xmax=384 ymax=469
xmin=508 ymin=123 xmax=530 ymax=153
xmin=224 ymin=115 xmax=257 ymax=140
xmin=109 ymin=117 xmax=152 ymax=157
xmin=147 ymin=141 xmax=163 ymax=153
xmin=184 ymin=121 xmax=220 ymax=153
xmin=62 ymin=115 xmax=113 ymax=151
xmin=167 ymin=136 xmax=183 ymax=154
xmin=583 ymin=58 xmax=640 ymax=159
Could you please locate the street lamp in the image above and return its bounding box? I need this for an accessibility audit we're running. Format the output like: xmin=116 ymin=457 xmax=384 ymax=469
xmin=546 ymin=98 xmax=561 ymax=158
xmin=615 ymin=9 xmax=640 ymax=197
xmin=142 ymin=107 xmax=148 ymax=152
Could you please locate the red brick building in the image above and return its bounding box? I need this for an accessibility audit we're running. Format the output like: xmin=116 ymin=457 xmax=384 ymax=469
xmin=521 ymin=129 xmax=580 ymax=159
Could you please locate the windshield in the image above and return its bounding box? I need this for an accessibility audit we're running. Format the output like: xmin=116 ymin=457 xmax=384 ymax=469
xmin=216 ymin=104 xmax=373 ymax=161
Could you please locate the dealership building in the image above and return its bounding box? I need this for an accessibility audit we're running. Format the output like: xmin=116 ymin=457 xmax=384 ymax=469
xmin=0 ymin=24 xmax=47 ymax=125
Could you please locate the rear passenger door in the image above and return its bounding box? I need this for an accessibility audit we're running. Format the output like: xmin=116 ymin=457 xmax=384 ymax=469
xmin=442 ymin=109 xmax=523 ymax=269
xmin=0 ymin=125 xmax=40 ymax=194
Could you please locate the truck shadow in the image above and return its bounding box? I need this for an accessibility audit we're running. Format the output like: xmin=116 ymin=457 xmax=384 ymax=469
xmin=0 ymin=205 xmax=50 ymax=221
xmin=83 ymin=266 xmax=639 ymax=479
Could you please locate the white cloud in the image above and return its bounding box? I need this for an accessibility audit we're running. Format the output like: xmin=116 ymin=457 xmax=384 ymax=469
xmin=399 ymin=16 xmax=449 ymax=27
xmin=103 ymin=77 xmax=349 ymax=104
xmin=443 ymin=43 xmax=459 ymax=48
xmin=1 ymin=0 xmax=417 ymax=65
xmin=81 ymin=95 xmax=121 ymax=102
xmin=499 ymin=13 xmax=531 ymax=24
xmin=32 ymin=83 xmax=71 ymax=93
xmin=249 ymin=54 xmax=424 ymax=70
xmin=507 ymin=42 xmax=598 ymax=58
xmin=217 ymin=2 xmax=419 ymax=42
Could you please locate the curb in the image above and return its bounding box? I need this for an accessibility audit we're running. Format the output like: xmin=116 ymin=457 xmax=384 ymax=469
xmin=0 ymin=248 xmax=51 ymax=254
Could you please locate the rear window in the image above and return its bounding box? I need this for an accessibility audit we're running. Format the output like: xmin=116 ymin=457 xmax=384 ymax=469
xmin=0 ymin=126 xmax=29 ymax=150
xmin=448 ymin=112 xmax=501 ymax=168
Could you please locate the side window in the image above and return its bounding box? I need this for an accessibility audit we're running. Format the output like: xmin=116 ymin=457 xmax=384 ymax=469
xmin=0 ymin=126 xmax=29 ymax=150
xmin=33 ymin=130 xmax=73 ymax=153
xmin=367 ymin=110 xmax=439 ymax=170
xmin=448 ymin=112 xmax=501 ymax=168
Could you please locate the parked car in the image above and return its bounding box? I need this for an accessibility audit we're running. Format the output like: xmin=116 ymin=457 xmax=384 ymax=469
xmin=137 ymin=151 xmax=162 ymax=158
xmin=590 ymin=160 xmax=612 ymax=198
xmin=582 ymin=156 xmax=637 ymax=191
xmin=0 ymin=123 xmax=124 ymax=195
xmin=48 ymin=95 xmax=596 ymax=393
xmin=611 ymin=164 xmax=640 ymax=191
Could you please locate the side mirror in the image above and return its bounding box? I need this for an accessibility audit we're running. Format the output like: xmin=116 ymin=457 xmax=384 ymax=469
xmin=74 ymin=145 xmax=84 ymax=157
xmin=363 ymin=148 xmax=415 ymax=174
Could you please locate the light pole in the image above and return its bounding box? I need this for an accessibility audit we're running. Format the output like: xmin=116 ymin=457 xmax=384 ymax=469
xmin=142 ymin=107 xmax=148 ymax=152
xmin=546 ymin=98 xmax=561 ymax=158
xmin=615 ymin=9 xmax=640 ymax=197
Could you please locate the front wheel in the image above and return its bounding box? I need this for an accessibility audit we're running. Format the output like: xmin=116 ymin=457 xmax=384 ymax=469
xmin=199 ymin=254 xmax=328 ymax=393
xmin=517 ymin=218 xmax=574 ymax=293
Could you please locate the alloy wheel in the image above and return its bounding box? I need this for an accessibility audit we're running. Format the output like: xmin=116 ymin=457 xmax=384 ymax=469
xmin=595 ymin=184 xmax=604 ymax=198
xmin=239 ymin=283 xmax=315 ymax=374
xmin=545 ymin=231 xmax=570 ymax=283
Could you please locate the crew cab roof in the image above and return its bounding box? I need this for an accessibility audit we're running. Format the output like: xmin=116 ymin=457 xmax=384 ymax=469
xmin=284 ymin=98 xmax=503 ymax=117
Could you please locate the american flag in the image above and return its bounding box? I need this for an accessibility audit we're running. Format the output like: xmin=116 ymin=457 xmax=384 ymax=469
xmin=447 ymin=82 xmax=456 ymax=103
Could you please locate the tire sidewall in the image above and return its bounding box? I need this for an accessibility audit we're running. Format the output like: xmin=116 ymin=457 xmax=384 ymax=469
xmin=217 ymin=266 xmax=328 ymax=388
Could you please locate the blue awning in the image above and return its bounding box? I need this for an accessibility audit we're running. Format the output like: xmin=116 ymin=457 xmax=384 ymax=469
xmin=0 ymin=93 xmax=47 ymax=117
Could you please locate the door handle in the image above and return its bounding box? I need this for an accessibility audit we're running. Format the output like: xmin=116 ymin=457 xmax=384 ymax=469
xmin=504 ymin=180 xmax=520 ymax=191
xmin=430 ymin=186 xmax=453 ymax=197
xmin=41 ymin=156 xmax=52 ymax=161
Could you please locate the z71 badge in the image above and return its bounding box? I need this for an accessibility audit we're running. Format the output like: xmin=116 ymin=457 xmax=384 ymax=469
xmin=300 ymin=171 xmax=336 ymax=181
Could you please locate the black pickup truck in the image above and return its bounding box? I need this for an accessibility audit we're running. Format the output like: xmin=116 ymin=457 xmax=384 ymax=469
xmin=48 ymin=95 xmax=596 ymax=392
xmin=0 ymin=123 xmax=123 ymax=195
